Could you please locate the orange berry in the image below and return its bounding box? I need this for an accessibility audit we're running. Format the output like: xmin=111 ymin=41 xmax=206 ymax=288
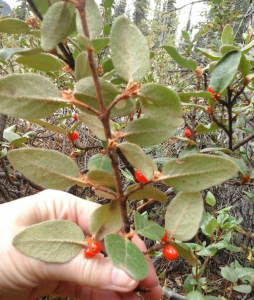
xmin=184 ymin=128 xmax=192 ymax=138
xmin=161 ymin=230 xmax=168 ymax=243
xmin=163 ymin=245 xmax=178 ymax=260
xmin=135 ymin=170 xmax=148 ymax=183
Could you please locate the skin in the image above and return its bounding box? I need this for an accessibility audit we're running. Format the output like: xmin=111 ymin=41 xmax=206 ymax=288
xmin=0 ymin=190 xmax=163 ymax=300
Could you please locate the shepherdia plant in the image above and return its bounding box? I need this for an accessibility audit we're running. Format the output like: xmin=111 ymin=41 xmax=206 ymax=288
xmin=1 ymin=0 xmax=251 ymax=296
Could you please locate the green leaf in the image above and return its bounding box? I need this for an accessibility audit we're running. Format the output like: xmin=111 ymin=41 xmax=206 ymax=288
xmin=172 ymin=241 xmax=198 ymax=266
xmin=178 ymin=91 xmax=213 ymax=103
xmin=13 ymin=220 xmax=84 ymax=263
xmin=161 ymin=45 xmax=197 ymax=71
xmin=206 ymin=191 xmax=216 ymax=206
xmin=41 ymin=2 xmax=75 ymax=51
xmin=28 ymin=119 xmax=66 ymax=135
xmin=221 ymin=266 xmax=238 ymax=283
xmin=88 ymin=153 xmax=113 ymax=174
xmin=220 ymin=45 xmax=251 ymax=76
xmin=74 ymin=77 xmax=134 ymax=118
xmin=0 ymin=74 xmax=66 ymax=119
xmin=165 ymin=192 xmax=203 ymax=241
xmin=221 ymin=24 xmax=234 ymax=45
xmin=0 ymin=19 xmax=31 ymax=34
xmin=210 ymin=50 xmax=241 ymax=93
xmin=124 ymin=117 xmax=179 ymax=147
xmin=89 ymin=201 xmax=122 ymax=240
xmin=76 ymin=0 xmax=102 ymax=40
xmin=140 ymin=83 xmax=183 ymax=126
xmin=233 ymin=285 xmax=252 ymax=293
xmin=86 ymin=170 xmax=116 ymax=190
xmin=110 ymin=16 xmax=150 ymax=81
xmin=242 ymin=40 xmax=254 ymax=54
xmin=15 ymin=54 xmax=63 ymax=72
xmin=105 ymin=234 xmax=149 ymax=280
xmin=0 ymin=47 xmax=43 ymax=60
xmin=103 ymin=24 xmax=111 ymax=36
xmin=29 ymin=0 xmax=58 ymax=15
xmin=3 ymin=131 xmax=21 ymax=143
xmin=244 ymin=191 xmax=254 ymax=201
xmin=8 ymin=148 xmax=86 ymax=189
xmin=205 ymin=297 xmax=222 ymax=300
xmin=126 ymin=184 xmax=168 ymax=204
xmin=205 ymin=218 xmax=218 ymax=235
xmin=186 ymin=291 xmax=205 ymax=300
xmin=182 ymin=30 xmax=190 ymax=41
xmin=162 ymin=154 xmax=238 ymax=192
xmin=102 ymin=58 xmax=114 ymax=73
xmin=75 ymin=51 xmax=92 ymax=81
xmin=196 ymin=48 xmax=221 ymax=61
xmin=10 ymin=137 xmax=27 ymax=148
xmin=134 ymin=211 xmax=165 ymax=242
xmin=118 ymin=142 xmax=157 ymax=180
xmin=196 ymin=122 xmax=224 ymax=134
xmin=78 ymin=111 xmax=114 ymax=140
xmin=92 ymin=38 xmax=109 ymax=55
xmin=179 ymin=145 xmax=199 ymax=159
xmin=103 ymin=0 xmax=114 ymax=8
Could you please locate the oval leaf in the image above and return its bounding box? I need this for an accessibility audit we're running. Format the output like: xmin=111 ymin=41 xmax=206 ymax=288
xmin=126 ymin=184 xmax=167 ymax=204
xmin=0 ymin=47 xmax=43 ymax=60
xmin=186 ymin=291 xmax=205 ymax=300
xmin=78 ymin=111 xmax=114 ymax=140
xmin=118 ymin=142 xmax=157 ymax=180
xmin=76 ymin=0 xmax=102 ymax=40
xmin=74 ymin=77 xmax=134 ymax=118
xmin=134 ymin=211 xmax=165 ymax=242
xmin=89 ymin=201 xmax=122 ymax=240
xmin=110 ymin=16 xmax=150 ymax=81
xmin=221 ymin=24 xmax=234 ymax=45
xmin=161 ymin=45 xmax=197 ymax=71
xmin=165 ymin=192 xmax=203 ymax=241
xmin=124 ymin=117 xmax=179 ymax=147
xmin=88 ymin=153 xmax=113 ymax=174
xmin=162 ymin=154 xmax=238 ymax=192
xmin=172 ymin=241 xmax=198 ymax=266
xmin=15 ymin=53 xmax=63 ymax=72
xmin=41 ymin=2 xmax=75 ymax=51
xmin=105 ymin=234 xmax=149 ymax=280
xmin=13 ymin=220 xmax=84 ymax=263
xmin=75 ymin=51 xmax=92 ymax=81
xmin=233 ymin=285 xmax=252 ymax=293
xmin=0 ymin=19 xmax=31 ymax=34
xmin=178 ymin=91 xmax=213 ymax=103
xmin=140 ymin=83 xmax=183 ymax=126
xmin=87 ymin=169 xmax=116 ymax=190
xmin=210 ymin=50 xmax=241 ymax=93
xmin=0 ymin=74 xmax=67 ymax=119
xmin=7 ymin=148 xmax=86 ymax=189
xmin=28 ymin=119 xmax=67 ymax=135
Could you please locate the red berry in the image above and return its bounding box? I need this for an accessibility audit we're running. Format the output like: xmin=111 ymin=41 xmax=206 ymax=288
xmin=161 ymin=230 xmax=168 ymax=243
xmin=135 ymin=170 xmax=148 ymax=183
xmin=163 ymin=245 xmax=178 ymax=261
xmin=184 ymin=128 xmax=192 ymax=138
xmin=84 ymin=247 xmax=96 ymax=259
xmin=68 ymin=132 xmax=79 ymax=141
xmin=208 ymin=86 xmax=215 ymax=95
xmin=73 ymin=114 xmax=77 ymax=121
xmin=89 ymin=241 xmax=101 ymax=255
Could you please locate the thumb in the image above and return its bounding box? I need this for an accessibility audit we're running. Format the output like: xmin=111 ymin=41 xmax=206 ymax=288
xmin=42 ymin=250 xmax=139 ymax=292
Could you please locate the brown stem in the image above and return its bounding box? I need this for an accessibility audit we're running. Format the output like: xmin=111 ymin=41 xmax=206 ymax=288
xmin=116 ymin=148 xmax=136 ymax=179
xmin=232 ymin=132 xmax=254 ymax=151
xmin=211 ymin=114 xmax=230 ymax=136
xmin=76 ymin=0 xmax=130 ymax=233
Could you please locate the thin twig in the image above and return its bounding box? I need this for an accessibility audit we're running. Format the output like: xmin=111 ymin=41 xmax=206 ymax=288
xmin=232 ymin=132 xmax=254 ymax=151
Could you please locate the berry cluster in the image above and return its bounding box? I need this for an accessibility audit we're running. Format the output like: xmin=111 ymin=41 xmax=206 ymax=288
xmin=84 ymin=240 xmax=102 ymax=259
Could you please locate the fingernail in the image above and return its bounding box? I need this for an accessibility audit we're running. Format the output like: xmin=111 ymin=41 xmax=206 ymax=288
xmin=111 ymin=267 xmax=136 ymax=287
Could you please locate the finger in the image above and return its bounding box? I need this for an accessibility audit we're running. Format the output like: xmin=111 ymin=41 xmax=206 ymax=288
xmin=32 ymin=250 xmax=139 ymax=293
xmin=11 ymin=190 xmax=100 ymax=235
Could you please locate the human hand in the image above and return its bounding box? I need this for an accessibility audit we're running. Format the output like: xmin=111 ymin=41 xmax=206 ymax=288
xmin=0 ymin=190 xmax=163 ymax=300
